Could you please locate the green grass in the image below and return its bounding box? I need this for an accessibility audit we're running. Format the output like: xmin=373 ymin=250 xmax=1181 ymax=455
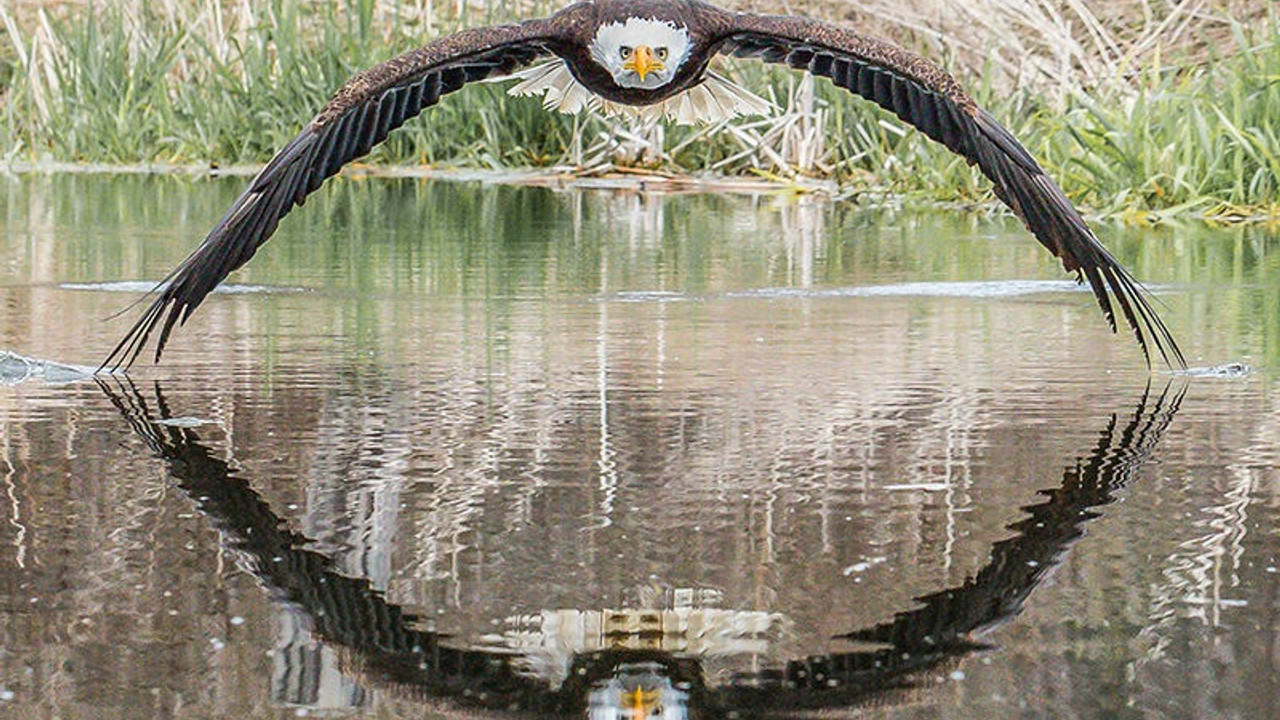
xmin=1 ymin=1 xmax=1278 ymax=220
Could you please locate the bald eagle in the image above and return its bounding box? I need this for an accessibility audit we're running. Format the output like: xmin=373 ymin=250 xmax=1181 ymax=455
xmin=101 ymin=0 xmax=1183 ymax=371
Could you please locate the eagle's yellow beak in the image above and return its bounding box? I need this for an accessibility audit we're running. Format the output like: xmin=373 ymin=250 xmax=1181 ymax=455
xmin=624 ymin=45 xmax=662 ymax=80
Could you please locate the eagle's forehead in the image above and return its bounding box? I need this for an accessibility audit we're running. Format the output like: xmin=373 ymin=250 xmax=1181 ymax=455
xmin=593 ymin=17 xmax=690 ymax=48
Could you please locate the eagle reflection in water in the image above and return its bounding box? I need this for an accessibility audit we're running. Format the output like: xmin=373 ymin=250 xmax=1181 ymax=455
xmin=100 ymin=379 xmax=1182 ymax=719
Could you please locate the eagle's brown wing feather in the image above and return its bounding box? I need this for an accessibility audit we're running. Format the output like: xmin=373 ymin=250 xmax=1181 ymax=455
xmin=719 ymin=14 xmax=1183 ymax=368
xmin=102 ymin=22 xmax=560 ymax=371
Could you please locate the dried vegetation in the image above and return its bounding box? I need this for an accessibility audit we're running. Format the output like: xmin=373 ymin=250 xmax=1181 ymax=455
xmin=1 ymin=0 xmax=1277 ymax=219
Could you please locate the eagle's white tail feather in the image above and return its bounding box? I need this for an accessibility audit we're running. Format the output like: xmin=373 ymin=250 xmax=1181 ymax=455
xmin=497 ymin=61 xmax=773 ymax=125
xmin=505 ymin=61 xmax=597 ymax=114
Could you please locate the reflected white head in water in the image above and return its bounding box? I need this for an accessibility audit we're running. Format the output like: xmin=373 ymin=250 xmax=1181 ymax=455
xmin=588 ymin=663 xmax=689 ymax=720
xmin=101 ymin=0 xmax=1183 ymax=374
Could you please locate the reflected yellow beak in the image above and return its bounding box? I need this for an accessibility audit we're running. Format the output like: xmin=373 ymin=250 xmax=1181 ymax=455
xmin=624 ymin=45 xmax=662 ymax=80
xmin=629 ymin=686 xmax=647 ymax=720
xmin=624 ymin=685 xmax=655 ymax=720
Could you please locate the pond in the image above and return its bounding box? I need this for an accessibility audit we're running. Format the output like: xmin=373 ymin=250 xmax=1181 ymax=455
xmin=0 ymin=172 xmax=1275 ymax=719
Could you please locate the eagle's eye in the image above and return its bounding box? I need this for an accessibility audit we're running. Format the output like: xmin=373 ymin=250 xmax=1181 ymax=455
xmin=655 ymin=47 xmax=669 ymax=61
xmin=619 ymin=45 xmax=632 ymax=60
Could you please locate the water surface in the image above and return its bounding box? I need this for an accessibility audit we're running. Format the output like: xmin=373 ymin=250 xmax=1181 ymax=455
xmin=0 ymin=173 xmax=1276 ymax=719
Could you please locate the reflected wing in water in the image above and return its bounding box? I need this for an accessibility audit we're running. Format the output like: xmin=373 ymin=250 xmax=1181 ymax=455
xmin=724 ymin=381 xmax=1186 ymax=711
xmin=97 ymin=377 xmax=553 ymax=710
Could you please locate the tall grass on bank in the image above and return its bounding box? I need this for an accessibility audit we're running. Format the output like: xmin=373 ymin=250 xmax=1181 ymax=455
xmin=1 ymin=1 xmax=1278 ymax=219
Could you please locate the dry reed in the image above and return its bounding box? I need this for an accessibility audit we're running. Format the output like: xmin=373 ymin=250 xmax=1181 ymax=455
xmin=1 ymin=0 xmax=1276 ymax=218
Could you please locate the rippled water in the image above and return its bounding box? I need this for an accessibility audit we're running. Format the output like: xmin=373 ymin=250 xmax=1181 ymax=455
xmin=0 ymin=173 xmax=1277 ymax=719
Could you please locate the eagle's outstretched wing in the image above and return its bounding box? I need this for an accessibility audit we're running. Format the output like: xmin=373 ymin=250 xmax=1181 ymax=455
xmin=717 ymin=13 xmax=1183 ymax=368
xmin=102 ymin=22 xmax=560 ymax=371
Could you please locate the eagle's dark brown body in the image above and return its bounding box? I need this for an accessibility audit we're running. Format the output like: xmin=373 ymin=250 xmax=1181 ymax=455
xmin=103 ymin=0 xmax=1183 ymax=371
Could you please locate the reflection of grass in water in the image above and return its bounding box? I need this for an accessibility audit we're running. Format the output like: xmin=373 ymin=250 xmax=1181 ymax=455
xmin=26 ymin=172 xmax=1275 ymax=367
xmin=233 ymin=184 xmax=1280 ymax=369
xmin=1 ymin=171 xmax=1274 ymax=368
xmin=3 ymin=2 xmax=1279 ymax=217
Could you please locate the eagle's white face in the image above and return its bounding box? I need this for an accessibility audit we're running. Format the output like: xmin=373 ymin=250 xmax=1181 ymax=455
xmin=588 ymin=17 xmax=692 ymax=90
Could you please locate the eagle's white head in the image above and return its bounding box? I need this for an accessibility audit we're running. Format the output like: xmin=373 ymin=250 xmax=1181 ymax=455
xmin=589 ymin=17 xmax=692 ymax=90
